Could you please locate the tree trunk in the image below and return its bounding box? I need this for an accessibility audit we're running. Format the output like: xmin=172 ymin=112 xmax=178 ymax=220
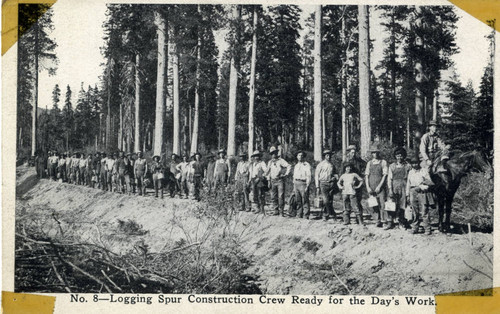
xmin=31 ymin=22 xmax=39 ymax=156
xmin=118 ymin=99 xmax=123 ymax=151
xmin=358 ymin=5 xmax=371 ymax=158
xmin=248 ymin=6 xmax=258 ymax=158
xmin=106 ymin=60 xmax=112 ymax=151
xmin=313 ymin=5 xmax=323 ymax=161
xmin=153 ymin=11 xmax=167 ymax=156
xmin=191 ymin=6 xmax=202 ymax=154
xmin=172 ymin=32 xmax=180 ymax=155
xmin=413 ymin=6 xmax=425 ymax=154
xmin=134 ymin=54 xmax=141 ymax=153
xmin=432 ymin=90 xmax=438 ymax=120
xmin=341 ymin=9 xmax=348 ymax=158
xmin=227 ymin=5 xmax=240 ymax=157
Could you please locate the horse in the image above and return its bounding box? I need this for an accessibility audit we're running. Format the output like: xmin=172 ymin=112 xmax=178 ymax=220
xmin=430 ymin=150 xmax=491 ymax=233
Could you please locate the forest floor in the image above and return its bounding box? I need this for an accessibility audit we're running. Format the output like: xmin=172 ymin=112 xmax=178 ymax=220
xmin=14 ymin=165 xmax=493 ymax=295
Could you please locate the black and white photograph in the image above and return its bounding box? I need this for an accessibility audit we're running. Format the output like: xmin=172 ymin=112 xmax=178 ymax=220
xmin=7 ymin=0 xmax=495 ymax=304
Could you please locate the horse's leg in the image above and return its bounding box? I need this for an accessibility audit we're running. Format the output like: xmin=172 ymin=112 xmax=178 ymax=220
xmin=437 ymin=195 xmax=445 ymax=232
xmin=445 ymin=197 xmax=453 ymax=232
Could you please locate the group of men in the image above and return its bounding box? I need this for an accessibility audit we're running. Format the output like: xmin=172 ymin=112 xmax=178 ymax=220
xmin=36 ymin=120 xmax=447 ymax=235
xmin=230 ymin=120 xmax=448 ymax=235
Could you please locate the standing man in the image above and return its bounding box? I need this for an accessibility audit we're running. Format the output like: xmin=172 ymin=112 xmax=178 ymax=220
xmin=48 ymin=151 xmax=59 ymax=181
xmin=168 ymin=153 xmax=180 ymax=197
xmin=188 ymin=152 xmax=204 ymax=201
xmin=204 ymin=154 xmax=216 ymax=195
xmin=387 ymin=147 xmax=411 ymax=229
xmin=151 ymin=155 xmax=164 ymax=198
xmin=100 ymin=153 xmax=108 ymax=191
xmin=419 ymin=120 xmax=449 ymax=173
xmin=176 ymin=155 xmax=190 ymax=198
xmin=266 ymin=146 xmax=292 ymax=216
xmin=248 ymin=150 xmax=267 ymax=214
xmin=293 ymin=151 xmax=312 ymax=219
xmin=78 ymin=153 xmax=87 ymax=185
xmin=406 ymin=158 xmax=435 ymax=235
xmin=71 ymin=153 xmax=79 ymax=184
xmin=340 ymin=144 xmax=366 ymax=217
xmin=365 ymin=144 xmax=389 ymax=228
xmin=235 ymin=152 xmax=251 ymax=211
xmin=134 ymin=151 xmax=148 ymax=196
xmin=213 ymin=149 xmax=232 ymax=191
xmin=106 ymin=153 xmax=117 ymax=191
xmin=315 ymin=150 xmax=339 ymax=221
xmin=93 ymin=152 xmax=101 ymax=188
xmin=86 ymin=154 xmax=94 ymax=187
xmin=127 ymin=153 xmax=136 ymax=194
xmin=57 ymin=153 xmax=67 ymax=182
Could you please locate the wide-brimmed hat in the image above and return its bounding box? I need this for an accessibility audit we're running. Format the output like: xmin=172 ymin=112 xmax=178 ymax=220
xmin=251 ymin=150 xmax=261 ymax=157
xmin=269 ymin=146 xmax=278 ymax=155
xmin=347 ymin=144 xmax=357 ymax=152
xmin=239 ymin=152 xmax=247 ymax=157
xmin=296 ymin=150 xmax=307 ymax=157
xmin=195 ymin=152 xmax=202 ymax=158
xmin=170 ymin=153 xmax=178 ymax=158
xmin=370 ymin=144 xmax=381 ymax=153
xmin=218 ymin=149 xmax=226 ymax=155
xmin=428 ymin=120 xmax=440 ymax=127
xmin=153 ymin=155 xmax=161 ymax=161
xmin=410 ymin=158 xmax=420 ymax=164
xmin=393 ymin=147 xmax=407 ymax=158
xmin=94 ymin=152 xmax=100 ymax=156
xmin=322 ymin=149 xmax=332 ymax=156
xmin=101 ymin=152 xmax=107 ymax=157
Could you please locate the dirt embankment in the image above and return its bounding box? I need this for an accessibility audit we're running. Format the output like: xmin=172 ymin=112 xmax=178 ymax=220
xmin=15 ymin=166 xmax=493 ymax=295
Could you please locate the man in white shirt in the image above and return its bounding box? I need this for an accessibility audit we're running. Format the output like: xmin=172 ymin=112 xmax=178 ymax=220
xmin=235 ymin=153 xmax=251 ymax=211
xmin=315 ymin=150 xmax=339 ymax=221
xmin=176 ymin=155 xmax=190 ymax=198
xmin=293 ymin=151 xmax=312 ymax=219
xmin=213 ymin=149 xmax=232 ymax=191
xmin=266 ymin=146 xmax=292 ymax=216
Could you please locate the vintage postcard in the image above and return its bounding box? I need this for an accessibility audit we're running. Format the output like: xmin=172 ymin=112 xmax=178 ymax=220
xmin=2 ymin=0 xmax=498 ymax=312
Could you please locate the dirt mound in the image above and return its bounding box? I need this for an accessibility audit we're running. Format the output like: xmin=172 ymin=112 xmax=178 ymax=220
xmin=15 ymin=166 xmax=492 ymax=295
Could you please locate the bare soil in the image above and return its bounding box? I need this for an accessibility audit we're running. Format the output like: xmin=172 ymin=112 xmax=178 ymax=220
xmin=15 ymin=165 xmax=493 ymax=295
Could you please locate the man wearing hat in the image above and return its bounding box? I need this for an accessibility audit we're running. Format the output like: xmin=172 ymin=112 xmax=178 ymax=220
xmin=340 ymin=144 xmax=367 ymax=216
xmin=106 ymin=153 xmax=117 ymax=191
xmin=213 ymin=149 xmax=232 ymax=191
xmin=187 ymin=152 xmax=204 ymax=201
xmin=293 ymin=151 xmax=312 ymax=219
xmin=176 ymin=155 xmax=190 ymax=198
xmin=86 ymin=153 xmax=94 ymax=187
xmin=57 ymin=153 xmax=67 ymax=182
xmin=169 ymin=153 xmax=181 ymax=197
xmin=266 ymin=146 xmax=292 ymax=216
xmin=406 ymin=158 xmax=435 ymax=234
xmin=315 ymin=149 xmax=339 ymax=221
xmin=419 ymin=120 xmax=449 ymax=173
xmin=248 ymin=150 xmax=268 ymax=214
xmin=235 ymin=152 xmax=251 ymax=211
xmin=204 ymin=154 xmax=216 ymax=195
xmin=151 ymin=155 xmax=164 ymax=198
xmin=365 ymin=143 xmax=389 ymax=228
xmin=70 ymin=153 xmax=79 ymax=184
xmin=92 ymin=152 xmax=101 ymax=188
xmin=78 ymin=153 xmax=88 ymax=185
xmin=48 ymin=151 xmax=59 ymax=181
xmin=100 ymin=153 xmax=108 ymax=191
xmin=134 ymin=151 xmax=148 ymax=196
xmin=387 ymin=147 xmax=411 ymax=229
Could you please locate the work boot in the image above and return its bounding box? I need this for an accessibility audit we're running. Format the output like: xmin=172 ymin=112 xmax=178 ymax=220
xmin=384 ymin=221 xmax=394 ymax=230
xmin=356 ymin=214 xmax=365 ymax=226
xmin=343 ymin=212 xmax=350 ymax=225
xmin=376 ymin=221 xmax=383 ymax=228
